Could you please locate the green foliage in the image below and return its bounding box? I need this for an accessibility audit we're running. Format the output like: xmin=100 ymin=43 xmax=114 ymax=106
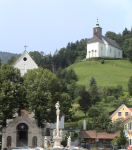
xmin=112 ymin=126 xmax=127 ymax=147
xmin=102 ymin=85 xmax=123 ymax=100
xmin=60 ymin=93 xmax=72 ymax=121
xmin=89 ymin=85 xmax=100 ymax=106
xmin=78 ymin=91 xmax=91 ymax=116
xmin=123 ymin=38 xmax=132 ymax=63
xmin=128 ymin=76 xmax=132 ymax=96
xmin=64 ymin=122 xmax=78 ymax=129
xmin=7 ymin=55 xmax=20 ymax=65
xmin=101 ymin=59 xmax=105 ymax=64
xmin=0 ymin=51 xmax=18 ymax=63
xmin=24 ymin=67 xmax=61 ymax=126
xmin=89 ymin=105 xmax=112 ymax=132
xmin=110 ymin=93 xmax=131 ymax=109
xmin=74 ymin=84 xmax=85 ymax=98
xmin=89 ymin=76 xmax=96 ymax=87
xmin=0 ymin=64 xmax=27 ymax=126
xmin=106 ymin=96 xmax=117 ymax=103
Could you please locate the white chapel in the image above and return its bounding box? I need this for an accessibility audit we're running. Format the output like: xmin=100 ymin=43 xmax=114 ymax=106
xmin=2 ymin=50 xmax=65 ymax=149
xmin=86 ymin=20 xmax=122 ymax=59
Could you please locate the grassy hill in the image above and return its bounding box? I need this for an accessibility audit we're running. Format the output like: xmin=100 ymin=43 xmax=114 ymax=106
xmin=69 ymin=60 xmax=132 ymax=91
xmin=65 ymin=60 xmax=132 ymax=128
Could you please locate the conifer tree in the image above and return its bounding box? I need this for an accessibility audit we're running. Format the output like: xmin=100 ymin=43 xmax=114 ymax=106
xmin=89 ymin=76 xmax=96 ymax=87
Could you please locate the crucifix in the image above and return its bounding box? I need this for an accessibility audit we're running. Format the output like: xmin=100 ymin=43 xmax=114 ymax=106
xmin=24 ymin=45 xmax=28 ymax=50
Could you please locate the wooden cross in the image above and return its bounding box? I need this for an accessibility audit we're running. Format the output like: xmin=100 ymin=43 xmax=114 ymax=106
xmin=24 ymin=45 xmax=28 ymax=50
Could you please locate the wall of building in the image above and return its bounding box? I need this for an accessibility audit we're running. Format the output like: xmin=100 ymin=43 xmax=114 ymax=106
xmin=111 ymin=105 xmax=131 ymax=121
xmin=86 ymin=42 xmax=99 ymax=59
xmin=13 ymin=51 xmax=38 ymax=76
xmin=86 ymin=41 xmax=122 ymax=59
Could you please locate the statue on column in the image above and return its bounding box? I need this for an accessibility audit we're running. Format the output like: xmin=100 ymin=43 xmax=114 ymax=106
xmin=55 ymin=101 xmax=60 ymax=115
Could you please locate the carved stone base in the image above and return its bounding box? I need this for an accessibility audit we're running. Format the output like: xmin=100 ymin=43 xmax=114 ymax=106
xmin=53 ymin=137 xmax=63 ymax=149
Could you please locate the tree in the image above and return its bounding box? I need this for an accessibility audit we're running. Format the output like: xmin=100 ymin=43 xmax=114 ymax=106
xmin=112 ymin=126 xmax=127 ymax=147
xmin=60 ymin=93 xmax=72 ymax=121
xmin=0 ymin=64 xmax=27 ymax=127
xmin=78 ymin=91 xmax=91 ymax=116
xmin=128 ymin=76 xmax=132 ymax=96
xmin=123 ymin=38 xmax=132 ymax=63
xmin=89 ymin=84 xmax=100 ymax=105
xmin=89 ymin=105 xmax=112 ymax=132
xmin=89 ymin=76 xmax=96 ymax=87
xmin=24 ymin=67 xmax=61 ymax=126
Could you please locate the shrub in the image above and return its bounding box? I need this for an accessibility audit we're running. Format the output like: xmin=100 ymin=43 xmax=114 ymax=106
xmin=101 ymin=59 xmax=105 ymax=64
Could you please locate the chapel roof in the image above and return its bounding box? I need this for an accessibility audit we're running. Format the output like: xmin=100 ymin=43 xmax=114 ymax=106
xmin=102 ymin=36 xmax=122 ymax=50
xmin=87 ymin=35 xmax=122 ymax=50
xmin=87 ymin=35 xmax=104 ymax=44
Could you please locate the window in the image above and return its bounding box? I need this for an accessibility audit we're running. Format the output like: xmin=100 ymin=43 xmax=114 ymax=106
xmin=32 ymin=136 xmax=37 ymax=147
xmin=7 ymin=136 xmax=11 ymax=147
xmin=118 ymin=52 xmax=120 ymax=57
xmin=87 ymin=138 xmax=95 ymax=144
xmin=125 ymin=112 xmax=129 ymax=116
xmin=102 ymin=139 xmax=110 ymax=144
xmin=23 ymin=57 xmax=27 ymax=61
xmin=96 ymin=29 xmax=97 ymax=32
xmin=110 ymin=49 xmax=111 ymax=53
xmin=118 ymin=112 xmax=122 ymax=117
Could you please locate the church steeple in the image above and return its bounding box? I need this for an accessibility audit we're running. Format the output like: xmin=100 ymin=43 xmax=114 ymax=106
xmin=93 ymin=18 xmax=102 ymax=39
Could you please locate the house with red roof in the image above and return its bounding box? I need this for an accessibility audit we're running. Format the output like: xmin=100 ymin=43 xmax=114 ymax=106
xmin=79 ymin=130 xmax=120 ymax=148
xmin=110 ymin=104 xmax=132 ymax=122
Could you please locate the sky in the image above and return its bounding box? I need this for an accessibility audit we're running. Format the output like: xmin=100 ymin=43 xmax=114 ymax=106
xmin=0 ymin=0 xmax=132 ymax=55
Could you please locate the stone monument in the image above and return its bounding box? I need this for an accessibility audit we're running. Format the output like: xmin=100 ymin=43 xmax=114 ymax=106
xmin=44 ymin=136 xmax=48 ymax=148
xmin=53 ymin=101 xmax=63 ymax=148
xmin=67 ymin=136 xmax=71 ymax=146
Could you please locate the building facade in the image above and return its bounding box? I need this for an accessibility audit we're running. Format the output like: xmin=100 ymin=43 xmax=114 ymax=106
xmin=86 ymin=20 xmax=122 ymax=59
xmin=2 ymin=51 xmax=65 ymax=149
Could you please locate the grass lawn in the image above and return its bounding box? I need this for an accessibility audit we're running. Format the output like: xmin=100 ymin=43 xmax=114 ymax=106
xmin=69 ymin=60 xmax=132 ymax=91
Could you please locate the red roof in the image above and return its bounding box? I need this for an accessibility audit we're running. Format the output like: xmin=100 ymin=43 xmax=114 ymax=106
xmin=79 ymin=130 xmax=120 ymax=139
xmin=129 ymin=108 xmax=132 ymax=111
xmin=121 ymin=113 xmax=131 ymax=123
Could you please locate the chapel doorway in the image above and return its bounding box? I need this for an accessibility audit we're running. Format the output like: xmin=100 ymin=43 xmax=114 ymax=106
xmin=16 ymin=123 xmax=28 ymax=147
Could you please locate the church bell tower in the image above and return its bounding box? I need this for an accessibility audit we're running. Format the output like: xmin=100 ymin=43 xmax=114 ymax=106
xmin=93 ymin=19 xmax=102 ymax=39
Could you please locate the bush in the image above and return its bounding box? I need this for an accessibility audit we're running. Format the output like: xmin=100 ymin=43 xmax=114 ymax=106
xmin=128 ymin=76 xmax=132 ymax=96
xmin=106 ymin=96 xmax=116 ymax=103
xmin=101 ymin=59 xmax=105 ymax=64
xmin=61 ymin=140 xmax=67 ymax=147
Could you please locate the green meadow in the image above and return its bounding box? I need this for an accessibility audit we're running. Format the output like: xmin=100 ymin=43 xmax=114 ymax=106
xmin=69 ymin=60 xmax=132 ymax=91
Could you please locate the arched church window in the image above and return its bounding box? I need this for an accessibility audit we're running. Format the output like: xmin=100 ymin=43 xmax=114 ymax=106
xmin=32 ymin=136 xmax=37 ymax=147
xmin=7 ymin=136 xmax=11 ymax=147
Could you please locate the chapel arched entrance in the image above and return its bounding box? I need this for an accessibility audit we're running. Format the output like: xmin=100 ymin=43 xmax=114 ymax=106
xmin=16 ymin=123 xmax=28 ymax=147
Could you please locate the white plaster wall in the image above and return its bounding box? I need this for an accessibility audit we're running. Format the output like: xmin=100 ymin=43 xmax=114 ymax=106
xmin=86 ymin=41 xmax=122 ymax=59
xmin=106 ymin=44 xmax=122 ymax=58
xmin=86 ymin=42 xmax=99 ymax=59
xmin=13 ymin=50 xmax=38 ymax=76
xmin=50 ymin=116 xmax=65 ymax=129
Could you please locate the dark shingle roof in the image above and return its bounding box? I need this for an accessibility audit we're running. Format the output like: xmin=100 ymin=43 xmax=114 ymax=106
xmin=87 ymin=35 xmax=104 ymax=44
xmin=102 ymin=36 xmax=122 ymax=50
xmin=87 ymin=35 xmax=122 ymax=50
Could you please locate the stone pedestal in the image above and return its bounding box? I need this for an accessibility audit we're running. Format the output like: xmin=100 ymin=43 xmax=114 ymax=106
xmin=53 ymin=137 xmax=63 ymax=149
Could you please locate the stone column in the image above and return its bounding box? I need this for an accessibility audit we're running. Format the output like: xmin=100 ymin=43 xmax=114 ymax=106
xmin=28 ymin=131 xmax=32 ymax=147
xmin=2 ymin=128 xmax=6 ymax=150
xmin=12 ymin=131 xmax=16 ymax=148
xmin=55 ymin=101 xmax=60 ymax=137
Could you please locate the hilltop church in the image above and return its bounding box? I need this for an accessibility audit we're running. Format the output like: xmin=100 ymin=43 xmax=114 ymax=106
xmin=86 ymin=20 xmax=122 ymax=59
xmin=1 ymin=50 xmax=65 ymax=149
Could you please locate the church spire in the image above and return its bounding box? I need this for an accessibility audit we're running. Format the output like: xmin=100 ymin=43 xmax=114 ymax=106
xmin=95 ymin=18 xmax=99 ymax=27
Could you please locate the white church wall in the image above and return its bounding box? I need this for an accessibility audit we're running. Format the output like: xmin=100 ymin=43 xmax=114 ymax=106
xmin=86 ymin=42 xmax=99 ymax=59
xmin=106 ymin=45 xmax=122 ymax=58
xmin=13 ymin=50 xmax=38 ymax=76
xmin=98 ymin=43 xmax=106 ymax=57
